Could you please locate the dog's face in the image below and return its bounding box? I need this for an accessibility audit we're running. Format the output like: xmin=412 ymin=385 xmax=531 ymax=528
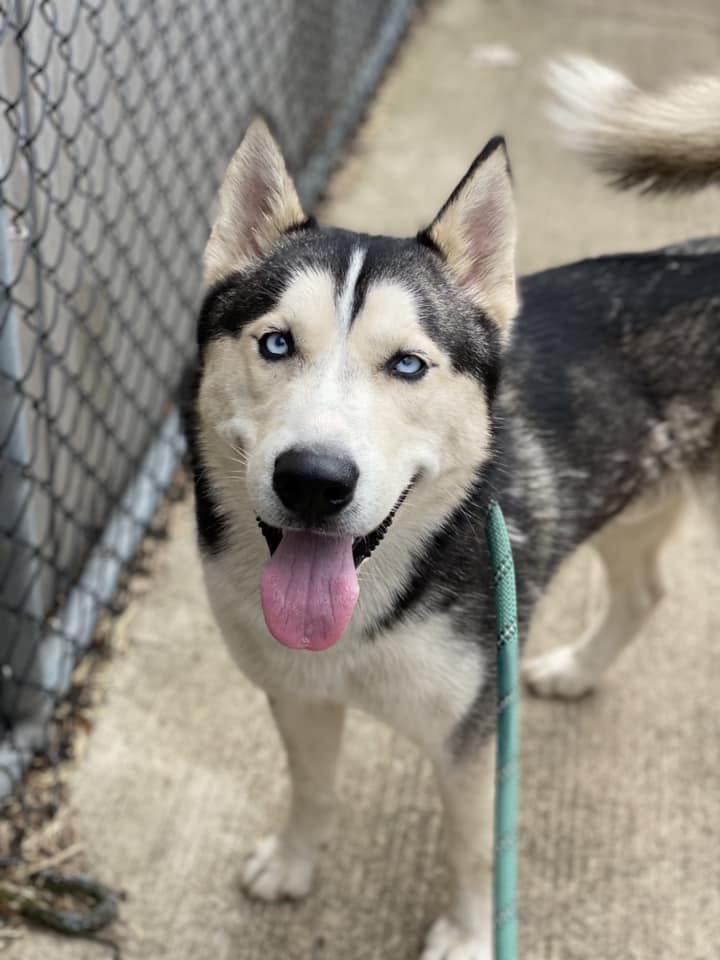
xmin=195 ymin=119 xmax=517 ymax=651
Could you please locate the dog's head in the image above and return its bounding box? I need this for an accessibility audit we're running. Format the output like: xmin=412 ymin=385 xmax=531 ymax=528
xmin=194 ymin=118 xmax=517 ymax=650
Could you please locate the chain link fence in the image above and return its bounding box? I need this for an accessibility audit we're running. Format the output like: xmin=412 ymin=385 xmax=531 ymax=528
xmin=0 ymin=0 xmax=419 ymax=801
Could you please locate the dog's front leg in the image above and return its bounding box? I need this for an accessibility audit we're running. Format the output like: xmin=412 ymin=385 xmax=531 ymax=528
xmin=422 ymin=737 xmax=496 ymax=960
xmin=242 ymin=695 xmax=345 ymax=901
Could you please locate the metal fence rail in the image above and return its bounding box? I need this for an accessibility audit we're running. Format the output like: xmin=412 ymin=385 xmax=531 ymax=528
xmin=0 ymin=0 xmax=419 ymax=799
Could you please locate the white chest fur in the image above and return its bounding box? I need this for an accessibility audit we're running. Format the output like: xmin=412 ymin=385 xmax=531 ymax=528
xmin=202 ymin=551 xmax=485 ymax=754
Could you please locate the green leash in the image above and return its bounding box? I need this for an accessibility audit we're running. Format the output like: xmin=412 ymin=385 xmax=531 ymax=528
xmin=486 ymin=500 xmax=520 ymax=960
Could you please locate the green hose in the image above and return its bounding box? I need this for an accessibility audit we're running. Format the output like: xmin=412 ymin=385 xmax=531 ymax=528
xmin=485 ymin=500 xmax=520 ymax=960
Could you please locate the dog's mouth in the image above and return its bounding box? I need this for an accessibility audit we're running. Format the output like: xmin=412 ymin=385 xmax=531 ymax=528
xmin=257 ymin=483 xmax=413 ymax=653
xmin=257 ymin=482 xmax=412 ymax=567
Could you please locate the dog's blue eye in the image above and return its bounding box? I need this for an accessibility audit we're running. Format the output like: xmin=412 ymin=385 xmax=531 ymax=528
xmin=390 ymin=354 xmax=427 ymax=379
xmin=259 ymin=331 xmax=294 ymax=361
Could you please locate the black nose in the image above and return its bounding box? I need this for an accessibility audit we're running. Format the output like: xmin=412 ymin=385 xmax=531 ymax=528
xmin=273 ymin=447 xmax=359 ymax=524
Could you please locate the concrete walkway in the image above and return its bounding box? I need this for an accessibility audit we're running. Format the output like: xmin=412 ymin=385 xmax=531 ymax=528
xmin=8 ymin=1 xmax=720 ymax=958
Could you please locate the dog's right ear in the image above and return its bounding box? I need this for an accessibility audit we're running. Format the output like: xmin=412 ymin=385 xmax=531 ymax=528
xmin=420 ymin=137 xmax=518 ymax=337
xmin=204 ymin=117 xmax=307 ymax=286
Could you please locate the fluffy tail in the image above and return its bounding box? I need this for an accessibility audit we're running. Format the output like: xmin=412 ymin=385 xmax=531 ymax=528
xmin=546 ymin=55 xmax=720 ymax=192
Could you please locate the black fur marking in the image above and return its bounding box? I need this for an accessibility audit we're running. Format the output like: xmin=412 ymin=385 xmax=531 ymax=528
xmin=197 ymin=268 xmax=290 ymax=350
xmin=178 ymin=362 xmax=230 ymax=556
xmin=347 ymin=234 xmax=502 ymax=397
xmin=198 ymin=228 xmax=363 ymax=351
xmin=257 ymin=519 xmax=282 ymax=554
xmin=193 ymin=472 xmax=231 ymax=556
xmin=287 ymin=215 xmax=318 ymax=233
xmin=366 ymin=515 xmax=460 ymax=633
xmin=413 ymin=279 xmax=502 ymax=390
xmin=415 ymin=229 xmax=442 ymax=256
xmin=366 ymin=463 xmax=496 ymax=638
xmin=352 ymin=479 xmax=414 ymax=565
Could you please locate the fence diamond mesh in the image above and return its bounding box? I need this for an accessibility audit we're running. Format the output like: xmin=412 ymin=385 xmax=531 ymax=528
xmin=0 ymin=0 xmax=419 ymax=800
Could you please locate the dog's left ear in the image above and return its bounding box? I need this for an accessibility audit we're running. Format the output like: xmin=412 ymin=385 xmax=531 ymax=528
xmin=204 ymin=117 xmax=307 ymax=285
xmin=421 ymin=137 xmax=518 ymax=336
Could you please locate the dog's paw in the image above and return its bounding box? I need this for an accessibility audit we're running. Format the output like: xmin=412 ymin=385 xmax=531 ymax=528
xmin=420 ymin=916 xmax=492 ymax=960
xmin=523 ymin=646 xmax=597 ymax=699
xmin=241 ymin=835 xmax=316 ymax=902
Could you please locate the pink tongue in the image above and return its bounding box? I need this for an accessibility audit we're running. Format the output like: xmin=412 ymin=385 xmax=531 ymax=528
xmin=260 ymin=531 xmax=359 ymax=651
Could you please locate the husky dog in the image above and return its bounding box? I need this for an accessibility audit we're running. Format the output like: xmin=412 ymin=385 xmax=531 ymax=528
xmin=184 ymin=58 xmax=720 ymax=959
